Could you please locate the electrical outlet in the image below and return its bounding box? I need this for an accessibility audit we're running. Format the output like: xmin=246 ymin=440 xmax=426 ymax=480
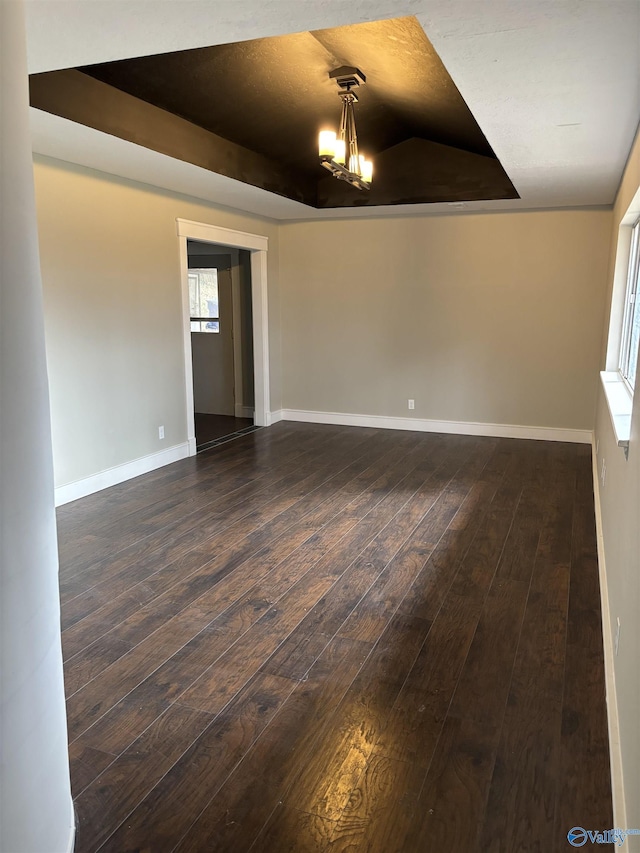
xmin=408 ymin=399 xmax=415 ymax=410
xmin=158 ymin=425 xmax=165 ymax=440
xmin=615 ymin=617 xmax=621 ymax=655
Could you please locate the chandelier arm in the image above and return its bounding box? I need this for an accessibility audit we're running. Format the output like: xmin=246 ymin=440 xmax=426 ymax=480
xmin=339 ymin=95 xmax=348 ymax=143
xmin=347 ymin=100 xmax=359 ymax=173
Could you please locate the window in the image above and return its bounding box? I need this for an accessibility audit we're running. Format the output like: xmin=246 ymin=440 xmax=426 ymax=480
xmin=189 ymin=269 xmax=219 ymax=332
xmin=619 ymin=219 xmax=640 ymax=391
xmin=601 ymin=212 xmax=640 ymax=451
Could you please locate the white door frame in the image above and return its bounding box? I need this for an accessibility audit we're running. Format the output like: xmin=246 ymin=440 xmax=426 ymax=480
xmin=176 ymin=218 xmax=270 ymax=455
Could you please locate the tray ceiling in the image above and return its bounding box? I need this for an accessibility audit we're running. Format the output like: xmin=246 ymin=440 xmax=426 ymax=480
xmin=29 ymin=17 xmax=518 ymax=209
xmin=25 ymin=0 xmax=640 ymax=221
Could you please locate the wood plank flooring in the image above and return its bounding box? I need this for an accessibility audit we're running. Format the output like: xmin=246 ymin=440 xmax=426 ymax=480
xmin=56 ymin=423 xmax=613 ymax=853
xmin=194 ymin=413 xmax=254 ymax=449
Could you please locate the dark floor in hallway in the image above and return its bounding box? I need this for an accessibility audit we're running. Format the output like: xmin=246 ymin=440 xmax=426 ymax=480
xmin=56 ymin=423 xmax=612 ymax=852
xmin=195 ymin=412 xmax=253 ymax=449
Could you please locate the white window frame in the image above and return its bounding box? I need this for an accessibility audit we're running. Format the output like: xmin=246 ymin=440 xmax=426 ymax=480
xmin=188 ymin=268 xmax=220 ymax=333
xmin=601 ymin=193 xmax=640 ymax=453
xmin=618 ymin=217 xmax=640 ymax=393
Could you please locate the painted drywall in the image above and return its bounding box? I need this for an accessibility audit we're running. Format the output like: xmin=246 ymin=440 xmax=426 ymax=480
xmin=279 ymin=210 xmax=611 ymax=430
xmin=1 ymin=3 xmax=73 ymax=852
xmin=34 ymin=156 xmax=280 ymax=488
xmin=188 ymin=250 xmax=234 ymax=416
xmin=190 ymin=342 xmax=233 ymax=415
xmin=594 ymin=126 xmax=640 ymax=843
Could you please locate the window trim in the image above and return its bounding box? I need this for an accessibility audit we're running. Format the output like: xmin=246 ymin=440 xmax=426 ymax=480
xmin=600 ymin=371 xmax=631 ymax=450
xmin=618 ymin=217 xmax=640 ymax=393
xmin=601 ymin=195 xmax=640 ymax=455
xmin=188 ymin=268 xmax=220 ymax=333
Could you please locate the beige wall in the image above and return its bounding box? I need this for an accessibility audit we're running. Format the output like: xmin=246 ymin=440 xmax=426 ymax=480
xmin=594 ymin=128 xmax=640 ymax=841
xmin=34 ymin=156 xmax=280 ymax=488
xmin=279 ymin=210 xmax=611 ymax=430
xmin=36 ymin=157 xmax=613 ymax=492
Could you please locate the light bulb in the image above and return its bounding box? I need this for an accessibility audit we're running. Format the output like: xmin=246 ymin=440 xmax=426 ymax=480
xmin=318 ymin=130 xmax=337 ymax=158
xmin=361 ymin=158 xmax=373 ymax=184
xmin=334 ymin=139 xmax=346 ymax=165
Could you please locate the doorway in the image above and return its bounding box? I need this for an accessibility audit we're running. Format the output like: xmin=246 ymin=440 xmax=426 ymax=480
xmin=187 ymin=239 xmax=256 ymax=450
xmin=177 ymin=218 xmax=271 ymax=457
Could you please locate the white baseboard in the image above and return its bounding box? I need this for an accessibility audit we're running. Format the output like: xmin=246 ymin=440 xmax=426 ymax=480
xmin=278 ymin=408 xmax=592 ymax=444
xmin=591 ymin=436 xmax=627 ymax=838
xmin=52 ymin=411 xmax=589 ymax=504
xmin=54 ymin=441 xmax=190 ymax=506
xmin=65 ymin=794 xmax=76 ymax=853
xmin=235 ymin=405 xmax=255 ymax=419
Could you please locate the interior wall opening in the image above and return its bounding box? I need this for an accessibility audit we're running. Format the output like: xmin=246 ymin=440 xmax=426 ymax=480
xmin=186 ymin=238 xmax=256 ymax=451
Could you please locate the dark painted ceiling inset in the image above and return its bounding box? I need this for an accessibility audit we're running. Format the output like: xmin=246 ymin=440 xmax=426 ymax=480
xmin=29 ymin=17 xmax=519 ymax=208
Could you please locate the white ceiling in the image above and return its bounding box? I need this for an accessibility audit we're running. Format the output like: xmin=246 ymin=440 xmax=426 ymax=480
xmin=26 ymin=0 xmax=640 ymax=221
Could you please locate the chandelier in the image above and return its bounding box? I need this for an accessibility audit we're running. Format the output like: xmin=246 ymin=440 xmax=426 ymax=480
xmin=318 ymin=66 xmax=373 ymax=191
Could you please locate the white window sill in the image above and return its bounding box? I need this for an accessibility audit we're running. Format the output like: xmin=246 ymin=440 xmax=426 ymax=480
xmin=600 ymin=371 xmax=632 ymax=448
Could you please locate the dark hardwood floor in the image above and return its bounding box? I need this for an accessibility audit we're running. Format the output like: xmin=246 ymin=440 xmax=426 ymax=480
xmin=56 ymin=423 xmax=613 ymax=852
xmin=194 ymin=413 xmax=254 ymax=449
